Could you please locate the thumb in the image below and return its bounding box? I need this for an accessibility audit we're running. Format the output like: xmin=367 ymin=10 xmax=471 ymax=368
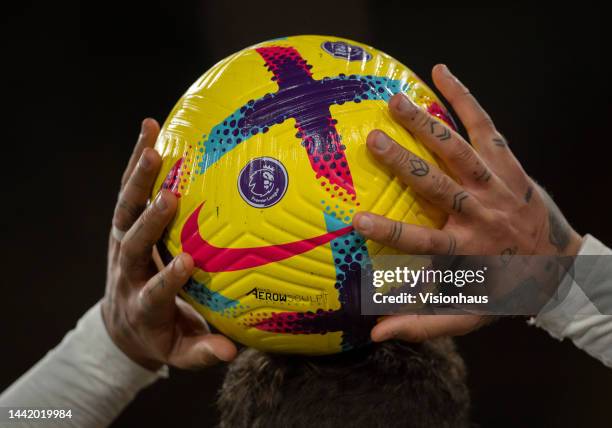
xmin=168 ymin=334 xmax=238 ymax=370
xmin=371 ymin=314 xmax=485 ymax=342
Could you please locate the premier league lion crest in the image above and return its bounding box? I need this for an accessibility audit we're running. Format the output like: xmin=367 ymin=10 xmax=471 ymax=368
xmin=238 ymin=157 xmax=288 ymax=208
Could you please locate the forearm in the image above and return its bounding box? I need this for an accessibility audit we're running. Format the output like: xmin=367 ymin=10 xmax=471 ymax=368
xmin=0 ymin=302 xmax=167 ymax=428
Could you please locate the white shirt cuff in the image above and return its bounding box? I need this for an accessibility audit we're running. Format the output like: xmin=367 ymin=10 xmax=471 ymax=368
xmin=530 ymin=234 xmax=612 ymax=368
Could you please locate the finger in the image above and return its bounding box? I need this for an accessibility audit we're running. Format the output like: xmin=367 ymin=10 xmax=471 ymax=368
xmin=113 ymin=148 xmax=162 ymax=235
xmin=367 ymin=130 xmax=484 ymax=218
xmin=120 ymin=118 xmax=160 ymax=190
xmin=371 ymin=314 xmax=485 ymax=342
xmin=430 ymin=65 xmax=530 ymax=193
xmin=168 ymin=334 xmax=238 ymax=370
xmin=353 ymin=212 xmax=457 ymax=255
xmin=388 ymin=94 xmax=494 ymax=188
xmin=120 ymin=190 xmax=177 ymax=276
xmin=431 ymin=64 xmax=497 ymax=147
xmin=139 ymin=253 xmax=194 ymax=315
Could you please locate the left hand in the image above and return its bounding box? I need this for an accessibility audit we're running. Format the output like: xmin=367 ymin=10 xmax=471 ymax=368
xmin=352 ymin=64 xmax=582 ymax=342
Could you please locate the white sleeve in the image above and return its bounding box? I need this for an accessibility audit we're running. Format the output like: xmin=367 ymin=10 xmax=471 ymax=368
xmin=0 ymin=301 xmax=169 ymax=428
xmin=531 ymin=234 xmax=612 ymax=368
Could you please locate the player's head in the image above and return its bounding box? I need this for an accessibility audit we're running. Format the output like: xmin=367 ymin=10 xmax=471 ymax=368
xmin=218 ymin=338 xmax=470 ymax=428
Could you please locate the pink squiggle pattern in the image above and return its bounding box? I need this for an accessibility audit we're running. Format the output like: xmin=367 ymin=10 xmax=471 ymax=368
xmin=427 ymin=102 xmax=458 ymax=131
xmin=180 ymin=202 xmax=353 ymax=272
xmin=161 ymin=157 xmax=184 ymax=197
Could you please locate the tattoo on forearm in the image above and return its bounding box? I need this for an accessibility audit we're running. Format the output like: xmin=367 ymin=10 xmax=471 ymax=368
xmin=388 ymin=221 xmax=403 ymax=244
xmin=492 ymin=136 xmax=507 ymax=147
xmin=429 ymin=120 xmax=451 ymax=141
xmin=409 ymin=157 xmax=430 ymax=176
xmin=452 ymin=191 xmax=469 ymax=213
xmin=447 ymin=234 xmax=457 ymax=255
xmin=524 ymin=186 xmax=533 ymax=203
xmin=548 ymin=207 xmax=570 ymax=252
xmin=500 ymin=246 xmax=517 ymax=266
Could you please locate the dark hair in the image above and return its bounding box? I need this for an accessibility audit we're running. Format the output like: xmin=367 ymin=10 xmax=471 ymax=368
xmin=218 ymin=338 xmax=470 ymax=428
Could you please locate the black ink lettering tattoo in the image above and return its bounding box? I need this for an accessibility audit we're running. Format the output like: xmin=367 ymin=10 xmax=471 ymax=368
xmin=409 ymin=158 xmax=430 ymax=176
xmin=524 ymin=186 xmax=533 ymax=203
xmin=430 ymin=120 xmax=451 ymax=141
xmin=452 ymin=191 xmax=469 ymax=213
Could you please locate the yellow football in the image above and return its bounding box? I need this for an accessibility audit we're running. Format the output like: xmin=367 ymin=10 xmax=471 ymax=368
xmin=152 ymin=35 xmax=452 ymax=355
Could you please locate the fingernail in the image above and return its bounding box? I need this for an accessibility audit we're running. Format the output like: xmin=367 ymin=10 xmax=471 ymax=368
xmin=372 ymin=131 xmax=390 ymax=152
xmin=371 ymin=329 xmax=388 ymax=342
xmin=440 ymin=64 xmax=452 ymax=76
xmin=140 ymin=118 xmax=149 ymax=135
xmin=173 ymin=255 xmax=185 ymax=275
xmin=396 ymin=93 xmax=415 ymax=113
xmin=138 ymin=150 xmax=151 ymax=170
xmin=354 ymin=214 xmax=373 ymax=234
xmin=154 ymin=192 xmax=167 ymax=211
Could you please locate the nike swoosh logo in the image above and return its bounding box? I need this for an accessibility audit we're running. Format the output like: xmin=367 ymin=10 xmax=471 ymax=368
xmin=181 ymin=202 xmax=353 ymax=272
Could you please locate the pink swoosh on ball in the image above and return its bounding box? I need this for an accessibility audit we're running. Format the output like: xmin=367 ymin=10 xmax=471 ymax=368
xmin=181 ymin=203 xmax=353 ymax=272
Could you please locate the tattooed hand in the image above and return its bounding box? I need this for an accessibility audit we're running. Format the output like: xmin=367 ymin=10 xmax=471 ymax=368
xmin=353 ymin=64 xmax=582 ymax=342
xmin=101 ymin=119 xmax=237 ymax=370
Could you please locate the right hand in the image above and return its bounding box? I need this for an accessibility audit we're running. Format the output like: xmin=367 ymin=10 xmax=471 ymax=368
xmin=101 ymin=118 xmax=237 ymax=371
xmin=353 ymin=65 xmax=582 ymax=343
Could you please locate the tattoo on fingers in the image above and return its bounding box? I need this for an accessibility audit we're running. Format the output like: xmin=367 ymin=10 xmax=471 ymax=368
xmin=452 ymin=191 xmax=469 ymax=213
xmin=492 ymin=136 xmax=507 ymax=147
xmin=524 ymin=186 xmax=533 ymax=203
xmin=156 ymin=274 xmax=167 ymax=291
xmin=409 ymin=157 xmax=430 ymax=176
xmin=429 ymin=120 xmax=451 ymax=141
xmin=145 ymin=273 xmax=167 ymax=304
xmin=474 ymin=167 xmax=492 ymax=182
xmin=388 ymin=221 xmax=403 ymax=245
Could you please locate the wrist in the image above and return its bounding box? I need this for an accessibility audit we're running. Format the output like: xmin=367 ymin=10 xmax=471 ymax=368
xmin=100 ymin=300 xmax=164 ymax=372
xmin=561 ymin=230 xmax=583 ymax=257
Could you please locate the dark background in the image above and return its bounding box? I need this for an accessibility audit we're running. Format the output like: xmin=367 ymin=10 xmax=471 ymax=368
xmin=2 ymin=2 xmax=611 ymax=427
